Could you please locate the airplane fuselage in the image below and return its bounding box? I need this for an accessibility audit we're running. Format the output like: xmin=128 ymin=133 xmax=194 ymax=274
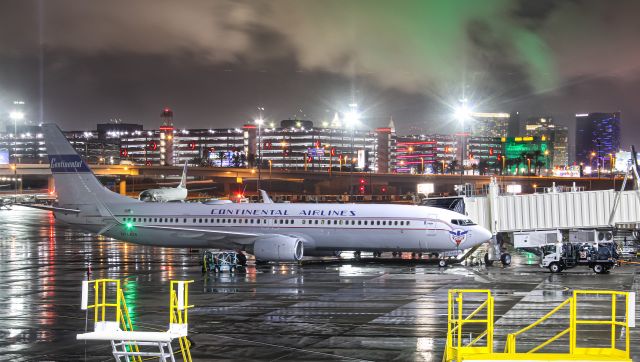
xmin=55 ymin=202 xmax=490 ymax=253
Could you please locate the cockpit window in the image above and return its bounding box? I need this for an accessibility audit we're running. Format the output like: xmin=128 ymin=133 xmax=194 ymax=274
xmin=451 ymin=219 xmax=476 ymax=226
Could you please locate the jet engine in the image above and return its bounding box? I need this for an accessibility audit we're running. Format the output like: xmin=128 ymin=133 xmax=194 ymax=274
xmin=139 ymin=190 xmax=157 ymax=202
xmin=251 ymin=236 xmax=304 ymax=262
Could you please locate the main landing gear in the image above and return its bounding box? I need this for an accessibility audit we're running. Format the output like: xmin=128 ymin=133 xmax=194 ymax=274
xmin=484 ymin=252 xmax=512 ymax=267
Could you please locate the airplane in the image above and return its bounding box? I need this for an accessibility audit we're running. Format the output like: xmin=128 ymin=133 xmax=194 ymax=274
xmin=0 ymin=197 xmax=13 ymax=210
xmin=138 ymin=162 xmax=189 ymax=202
xmin=27 ymin=123 xmax=498 ymax=265
xmin=138 ymin=161 xmax=218 ymax=202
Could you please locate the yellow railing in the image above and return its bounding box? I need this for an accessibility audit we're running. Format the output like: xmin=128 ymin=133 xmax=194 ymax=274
xmin=444 ymin=288 xmax=635 ymax=361
xmin=444 ymin=289 xmax=494 ymax=362
xmin=85 ymin=279 xmax=141 ymax=362
xmin=504 ymin=297 xmax=572 ymax=354
xmin=504 ymin=290 xmax=633 ymax=359
xmin=571 ymin=290 xmax=632 ymax=359
xmin=170 ymin=280 xmax=194 ymax=362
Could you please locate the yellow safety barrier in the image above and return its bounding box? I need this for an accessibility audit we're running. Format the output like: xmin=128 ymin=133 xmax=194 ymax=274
xmin=84 ymin=279 xmax=141 ymax=362
xmin=443 ymin=289 xmax=494 ymax=362
xmin=170 ymin=280 xmax=194 ymax=362
xmin=444 ymin=289 xmax=635 ymax=361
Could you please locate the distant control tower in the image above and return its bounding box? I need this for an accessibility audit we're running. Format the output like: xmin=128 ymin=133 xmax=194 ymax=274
xmin=159 ymin=107 xmax=174 ymax=166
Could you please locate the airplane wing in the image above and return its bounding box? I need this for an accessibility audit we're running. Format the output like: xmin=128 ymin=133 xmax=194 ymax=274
xmin=187 ymin=186 xmax=218 ymax=192
xmin=15 ymin=203 xmax=81 ymax=214
xmin=126 ymin=224 xmax=261 ymax=243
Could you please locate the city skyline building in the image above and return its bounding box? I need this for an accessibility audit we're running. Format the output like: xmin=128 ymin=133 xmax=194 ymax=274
xmin=575 ymin=112 xmax=621 ymax=167
xmin=524 ymin=116 xmax=569 ymax=168
xmin=0 ymin=108 xmax=589 ymax=177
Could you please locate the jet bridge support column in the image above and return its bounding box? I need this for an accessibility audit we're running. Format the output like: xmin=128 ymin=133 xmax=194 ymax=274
xmin=119 ymin=179 xmax=127 ymax=195
xmin=48 ymin=176 xmax=55 ymax=195
xmin=485 ymin=177 xmax=510 ymax=265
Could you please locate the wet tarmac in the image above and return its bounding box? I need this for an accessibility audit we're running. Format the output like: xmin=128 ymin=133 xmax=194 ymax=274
xmin=0 ymin=206 xmax=639 ymax=361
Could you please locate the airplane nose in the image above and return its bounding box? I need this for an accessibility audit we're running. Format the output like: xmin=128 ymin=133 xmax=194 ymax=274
xmin=478 ymin=227 xmax=492 ymax=243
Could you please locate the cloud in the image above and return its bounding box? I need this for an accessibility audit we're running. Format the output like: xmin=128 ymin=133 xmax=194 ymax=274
xmin=2 ymin=0 xmax=640 ymax=101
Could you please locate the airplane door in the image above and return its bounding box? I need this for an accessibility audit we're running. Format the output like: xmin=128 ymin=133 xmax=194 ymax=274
xmin=426 ymin=215 xmax=437 ymax=236
xmin=420 ymin=215 xmax=437 ymax=250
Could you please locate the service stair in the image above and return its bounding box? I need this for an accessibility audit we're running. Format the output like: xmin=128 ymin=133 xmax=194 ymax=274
xmin=76 ymin=279 xmax=194 ymax=362
xmin=443 ymin=289 xmax=636 ymax=362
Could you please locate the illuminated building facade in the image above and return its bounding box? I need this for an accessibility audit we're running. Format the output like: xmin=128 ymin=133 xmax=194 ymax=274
xmin=0 ymin=109 xmax=582 ymax=177
xmin=0 ymin=127 xmax=119 ymax=164
xmin=466 ymin=137 xmax=502 ymax=174
xmin=575 ymin=112 xmax=621 ymax=165
xmin=524 ymin=117 xmax=569 ymax=167
xmin=258 ymin=120 xmax=379 ymax=171
xmin=501 ymin=136 xmax=550 ymax=175
xmin=159 ymin=108 xmax=174 ymax=166
xmin=470 ymin=112 xmax=517 ymax=138
xmin=391 ymin=134 xmax=456 ymax=174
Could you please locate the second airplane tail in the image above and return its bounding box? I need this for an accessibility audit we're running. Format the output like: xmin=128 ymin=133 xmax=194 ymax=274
xmin=178 ymin=161 xmax=188 ymax=189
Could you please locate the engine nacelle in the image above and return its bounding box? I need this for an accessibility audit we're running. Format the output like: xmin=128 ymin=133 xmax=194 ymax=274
xmin=251 ymin=236 xmax=304 ymax=262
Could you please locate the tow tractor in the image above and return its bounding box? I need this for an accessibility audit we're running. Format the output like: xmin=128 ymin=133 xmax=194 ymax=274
xmin=515 ymin=230 xmax=620 ymax=274
xmin=540 ymin=241 xmax=619 ymax=274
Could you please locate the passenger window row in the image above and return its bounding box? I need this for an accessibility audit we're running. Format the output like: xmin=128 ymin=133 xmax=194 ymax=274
xmin=121 ymin=217 xmax=412 ymax=227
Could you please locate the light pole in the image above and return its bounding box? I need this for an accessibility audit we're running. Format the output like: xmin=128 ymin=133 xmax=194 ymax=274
xmin=345 ymin=104 xmax=359 ymax=199
xmin=454 ymin=100 xmax=472 ymax=190
xmin=256 ymin=108 xmax=264 ymax=193
xmin=268 ymin=159 xmax=272 ymax=190
xmin=596 ymin=139 xmax=601 ymax=178
xmin=9 ymin=110 xmax=25 ymax=197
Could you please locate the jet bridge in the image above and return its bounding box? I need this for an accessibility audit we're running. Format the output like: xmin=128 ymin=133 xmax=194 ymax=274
xmin=463 ymin=148 xmax=640 ymax=236
xmin=464 ymin=185 xmax=640 ymax=233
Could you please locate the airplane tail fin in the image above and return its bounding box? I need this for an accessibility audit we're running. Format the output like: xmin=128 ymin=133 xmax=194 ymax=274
xmin=178 ymin=161 xmax=188 ymax=189
xmin=42 ymin=123 xmax=138 ymax=206
xmin=259 ymin=189 xmax=273 ymax=203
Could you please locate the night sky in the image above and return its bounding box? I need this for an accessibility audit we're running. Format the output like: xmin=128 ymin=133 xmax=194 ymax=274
xmin=1 ymin=0 xmax=639 ymax=147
